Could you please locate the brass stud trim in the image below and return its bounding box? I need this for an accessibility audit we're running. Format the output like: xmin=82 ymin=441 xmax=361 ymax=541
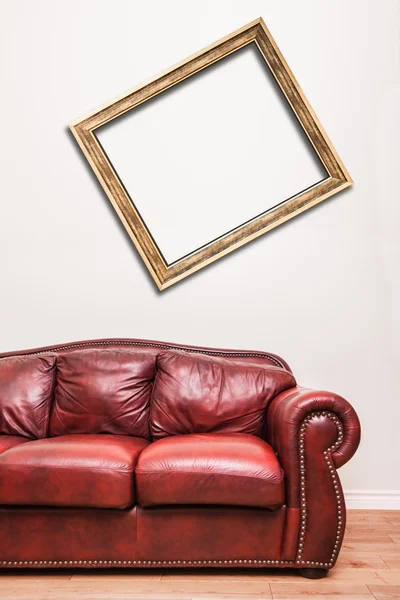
xmin=296 ymin=410 xmax=344 ymax=567
xmin=1 ymin=555 xmax=331 ymax=569
xmin=1 ymin=556 xmax=333 ymax=569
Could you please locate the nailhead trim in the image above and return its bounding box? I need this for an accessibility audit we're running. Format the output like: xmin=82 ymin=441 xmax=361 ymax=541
xmin=296 ymin=411 xmax=344 ymax=568
xmin=1 ymin=559 xmax=296 ymax=567
xmin=0 ymin=340 xmax=284 ymax=369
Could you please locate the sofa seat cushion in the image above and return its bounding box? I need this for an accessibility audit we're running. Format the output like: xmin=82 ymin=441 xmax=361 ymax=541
xmin=0 ymin=435 xmax=30 ymax=454
xmin=136 ymin=433 xmax=284 ymax=509
xmin=0 ymin=434 xmax=149 ymax=509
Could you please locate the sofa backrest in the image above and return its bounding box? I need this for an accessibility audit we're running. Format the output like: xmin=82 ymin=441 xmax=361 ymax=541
xmin=0 ymin=338 xmax=293 ymax=441
xmin=0 ymin=338 xmax=291 ymax=370
xmin=0 ymin=354 xmax=56 ymax=439
xmin=151 ymin=351 xmax=296 ymax=439
xmin=49 ymin=349 xmax=157 ymax=439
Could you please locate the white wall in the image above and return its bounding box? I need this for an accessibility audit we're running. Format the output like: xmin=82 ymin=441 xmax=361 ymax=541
xmin=0 ymin=0 xmax=399 ymax=499
xmin=95 ymin=44 xmax=326 ymax=264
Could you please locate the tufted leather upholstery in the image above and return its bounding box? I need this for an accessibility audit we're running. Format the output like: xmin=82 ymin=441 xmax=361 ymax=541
xmin=136 ymin=433 xmax=284 ymax=509
xmin=0 ymin=337 xmax=360 ymax=575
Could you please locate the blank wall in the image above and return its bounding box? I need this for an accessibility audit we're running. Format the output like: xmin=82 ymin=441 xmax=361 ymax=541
xmin=0 ymin=0 xmax=399 ymax=495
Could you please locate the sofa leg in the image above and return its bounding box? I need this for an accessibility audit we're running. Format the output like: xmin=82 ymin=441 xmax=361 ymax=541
xmin=299 ymin=568 xmax=329 ymax=579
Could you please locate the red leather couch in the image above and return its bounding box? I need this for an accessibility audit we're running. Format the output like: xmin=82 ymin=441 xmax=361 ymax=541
xmin=0 ymin=338 xmax=360 ymax=579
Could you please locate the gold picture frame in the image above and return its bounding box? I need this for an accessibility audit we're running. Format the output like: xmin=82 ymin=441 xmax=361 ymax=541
xmin=70 ymin=17 xmax=352 ymax=290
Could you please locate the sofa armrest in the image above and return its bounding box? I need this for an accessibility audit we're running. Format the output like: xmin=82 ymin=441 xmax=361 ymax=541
xmin=266 ymin=386 xmax=361 ymax=507
xmin=265 ymin=386 xmax=361 ymax=566
xmin=267 ymin=386 xmax=360 ymax=467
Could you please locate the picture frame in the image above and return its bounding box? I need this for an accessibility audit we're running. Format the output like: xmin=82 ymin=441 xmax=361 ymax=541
xmin=70 ymin=17 xmax=352 ymax=290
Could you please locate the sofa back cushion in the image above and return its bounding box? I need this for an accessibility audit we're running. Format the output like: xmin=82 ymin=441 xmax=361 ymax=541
xmin=49 ymin=349 xmax=157 ymax=439
xmin=0 ymin=355 xmax=56 ymax=438
xmin=150 ymin=351 xmax=296 ymax=440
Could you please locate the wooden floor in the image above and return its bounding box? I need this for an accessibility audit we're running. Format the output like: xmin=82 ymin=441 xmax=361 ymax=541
xmin=1 ymin=510 xmax=400 ymax=599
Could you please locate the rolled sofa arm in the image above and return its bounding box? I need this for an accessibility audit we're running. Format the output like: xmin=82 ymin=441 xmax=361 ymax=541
xmin=265 ymin=387 xmax=361 ymax=567
xmin=267 ymin=386 xmax=361 ymax=469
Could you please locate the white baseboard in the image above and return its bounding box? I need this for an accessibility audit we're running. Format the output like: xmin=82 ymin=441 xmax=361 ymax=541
xmin=344 ymin=490 xmax=400 ymax=510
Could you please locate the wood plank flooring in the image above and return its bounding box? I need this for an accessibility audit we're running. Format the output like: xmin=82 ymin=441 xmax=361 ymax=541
xmin=1 ymin=510 xmax=400 ymax=599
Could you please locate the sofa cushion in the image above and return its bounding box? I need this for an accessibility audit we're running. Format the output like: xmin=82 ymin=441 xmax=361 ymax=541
xmin=49 ymin=349 xmax=157 ymax=439
xmin=0 ymin=434 xmax=149 ymax=508
xmin=0 ymin=355 xmax=56 ymax=439
xmin=150 ymin=352 xmax=296 ymax=440
xmin=136 ymin=433 xmax=284 ymax=509
xmin=0 ymin=435 xmax=30 ymax=455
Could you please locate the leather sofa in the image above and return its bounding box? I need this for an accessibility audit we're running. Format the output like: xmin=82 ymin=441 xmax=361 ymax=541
xmin=0 ymin=337 xmax=360 ymax=579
